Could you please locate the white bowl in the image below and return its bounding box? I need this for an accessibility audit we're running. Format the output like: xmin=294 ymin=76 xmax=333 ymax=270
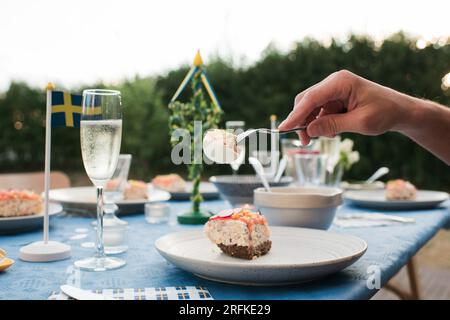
xmin=254 ymin=187 xmax=343 ymax=230
xmin=209 ymin=175 xmax=293 ymax=206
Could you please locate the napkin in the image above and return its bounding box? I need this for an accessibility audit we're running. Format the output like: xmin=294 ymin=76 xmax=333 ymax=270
xmin=48 ymin=286 xmax=213 ymax=300
xmin=333 ymin=213 xmax=415 ymax=228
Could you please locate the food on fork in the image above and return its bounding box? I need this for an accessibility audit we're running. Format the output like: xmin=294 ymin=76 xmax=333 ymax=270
xmin=385 ymin=179 xmax=417 ymax=200
xmin=203 ymin=129 xmax=239 ymax=164
xmin=204 ymin=207 xmax=272 ymax=260
xmin=123 ymin=180 xmax=148 ymax=200
xmin=0 ymin=189 xmax=43 ymax=217
xmin=151 ymin=174 xmax=186 ymax=193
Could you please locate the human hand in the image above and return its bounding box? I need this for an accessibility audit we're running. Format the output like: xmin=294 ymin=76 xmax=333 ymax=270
xmin=278 ymin=70 xmax=411 ymax=145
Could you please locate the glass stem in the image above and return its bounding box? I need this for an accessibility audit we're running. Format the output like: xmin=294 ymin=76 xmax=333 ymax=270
xmin=96 ymin=186 xmax=105 ymax=258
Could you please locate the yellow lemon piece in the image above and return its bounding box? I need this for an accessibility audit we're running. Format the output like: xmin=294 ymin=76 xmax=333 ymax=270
xmin=0 ymin=257 xmax=14 ymax=271
xmin=0 ymin=248 xmax=14 ymax=271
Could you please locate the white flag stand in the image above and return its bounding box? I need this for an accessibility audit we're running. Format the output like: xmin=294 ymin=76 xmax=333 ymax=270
xmin=19 ymin=83 xmax=71 ymax=262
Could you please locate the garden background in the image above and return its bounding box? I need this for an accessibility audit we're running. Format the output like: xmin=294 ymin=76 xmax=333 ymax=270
xmin=1 ymin=33 xmax=449 ymax=190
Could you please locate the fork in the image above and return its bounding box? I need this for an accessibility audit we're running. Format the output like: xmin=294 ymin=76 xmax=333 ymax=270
xmin=236 ymin=126 xmax=307 ymax=143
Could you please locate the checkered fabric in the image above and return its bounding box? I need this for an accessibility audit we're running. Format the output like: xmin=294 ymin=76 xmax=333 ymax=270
xmin=49 ymin=286 xmax=213 ymax=300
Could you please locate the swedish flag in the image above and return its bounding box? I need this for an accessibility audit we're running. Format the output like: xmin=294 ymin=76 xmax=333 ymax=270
xmin=51 ymin=91 xmax=102 ymax=128
xmin=51 ymin=91 xmax=83 ymax=128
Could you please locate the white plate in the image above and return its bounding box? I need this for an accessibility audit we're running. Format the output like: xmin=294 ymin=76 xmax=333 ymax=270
xmin=161 ymin=182 xmax=220 ymax=201
xmin=49 ymin=186 xmax=170 ymax=215
xmin=0 ymin=203 xmax=62 ymax=234
xmin=344 ymin=190 xmax=449 ymax=210
xmin=155 ymin=226 xmax=367 ymax=286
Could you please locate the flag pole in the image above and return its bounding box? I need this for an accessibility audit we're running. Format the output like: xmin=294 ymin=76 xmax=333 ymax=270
xmin=43 ymin=82 xmax=54 ymax=244
xmin=18 ymin=83 xmax=71 ymax=262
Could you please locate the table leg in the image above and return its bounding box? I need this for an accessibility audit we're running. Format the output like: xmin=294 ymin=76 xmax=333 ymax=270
xmin=406 ymin=257 xmax=420 ymax=300
xmin=384 ymin=257 xmax=421 ymax=300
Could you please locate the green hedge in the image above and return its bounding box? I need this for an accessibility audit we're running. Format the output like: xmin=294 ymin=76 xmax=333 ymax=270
xmin=0 ymin=33 xmax=449 ymax=189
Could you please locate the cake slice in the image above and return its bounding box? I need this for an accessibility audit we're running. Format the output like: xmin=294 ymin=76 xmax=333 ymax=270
xmin=386 ymin=179 xmax=417 ymax=200
xmin=204 ymin=207 xmax=271 ymax=260
xmin=151 ymin=174 xmax=186 ymax=193
xmin=0 ymin=189 xmax=43 ymax=217
xmin=123 ymin=180 xmax=148 ymax=200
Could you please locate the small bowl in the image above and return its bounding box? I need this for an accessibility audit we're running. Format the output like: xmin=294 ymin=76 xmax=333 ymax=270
xmin=254 ymin=186 xmax=343 ymax=230
xmin=209 ymin=175 xmax=293 ymax=206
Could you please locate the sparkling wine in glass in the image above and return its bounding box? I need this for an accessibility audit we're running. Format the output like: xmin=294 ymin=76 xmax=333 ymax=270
xmin=74 ymin=89 xmax=125 ymax=271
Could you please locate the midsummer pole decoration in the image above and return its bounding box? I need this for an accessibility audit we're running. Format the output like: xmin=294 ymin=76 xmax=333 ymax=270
xmin=169 ymin=50 xmax=222 ymax=224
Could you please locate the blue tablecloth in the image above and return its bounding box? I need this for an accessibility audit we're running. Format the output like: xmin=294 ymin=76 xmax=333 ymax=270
xmin=1 ymin=200 xmax=449 ymax=300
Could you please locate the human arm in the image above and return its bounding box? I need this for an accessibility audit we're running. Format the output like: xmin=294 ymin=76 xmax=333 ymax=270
xmin=278 ymin=70 xmax=450 ymax=165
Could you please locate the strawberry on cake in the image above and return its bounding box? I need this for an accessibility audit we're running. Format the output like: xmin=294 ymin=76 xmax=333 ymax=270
xmin=0 ymin=189 xmax=43 ymax=217
xmin=204 ymin=207 xmax=272 ymax=260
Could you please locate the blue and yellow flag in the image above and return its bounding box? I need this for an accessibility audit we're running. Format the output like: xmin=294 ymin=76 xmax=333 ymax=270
xmin=50 ymin=90 xmax=102 ymax=128
xmin=51 ymin=91 xmax=83 ymax=128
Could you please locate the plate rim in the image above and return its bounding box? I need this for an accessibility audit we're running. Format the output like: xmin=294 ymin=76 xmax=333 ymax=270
xmin=155 ymin=226 xmax=368 ymax=269
xmin=149 ymin=181 xmax=220 ymax=197
xmin=344 ymin=189 xmax=449 ymax=204
xmin=48 ymin=186 xmax=171 ymax=205
xmin=0 ymin=202 xmax=62 ymax=221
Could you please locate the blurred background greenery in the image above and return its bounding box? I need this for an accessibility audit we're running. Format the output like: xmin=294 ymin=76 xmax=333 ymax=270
xmin=0 ymin=33 xmax=449 ymax=189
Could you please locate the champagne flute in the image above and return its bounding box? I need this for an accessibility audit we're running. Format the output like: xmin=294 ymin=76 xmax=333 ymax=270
xmin=93 ymin=154 xmax=131 ymax=255
xmin=74 ymin=89 xmax=125 ymax=271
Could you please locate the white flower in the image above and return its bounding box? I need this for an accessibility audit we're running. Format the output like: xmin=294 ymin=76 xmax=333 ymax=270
xmin=340 ymin=138 xmax=354 ymax=153
xmin=348 ymin=151 xmax=360 ymax=164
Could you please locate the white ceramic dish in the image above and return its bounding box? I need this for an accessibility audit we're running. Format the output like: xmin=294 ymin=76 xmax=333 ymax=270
xmin=0 ymin=203 xmax=62 ymax=234
xmin=254 ymin=187 xmax=343 ymax=229
xmin=210 ymin=175 xmax=293 ymax=206
xmin=155 ymin=226 xmax=367 ymax=286
xmin=344 ymin=190 xmax=449 ymax=210
xmin=49 ymin=186 xmax=170 ymax=215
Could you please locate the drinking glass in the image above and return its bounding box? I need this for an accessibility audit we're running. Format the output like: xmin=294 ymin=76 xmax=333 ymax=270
xmin=294 ymin=151 xmax=323 ymax=186
xmin=104 ymin=154 xmax=132 ymax=207
xmin=225 ymin=121 xmax=245 ymax=174
xmin=145 ymin=202 xmax=170 ymax=224
xmin=75 ymin=89 xmax=125 ymax=271
xmin=319 ymin=136 xmax=341 ymax=174
xmin=281 ymin=138 xmax=320 ymax=183
xmin=101 ymin=154 xmax=131 ymax=254
xmin=318 ymin=136 xmax=343 ymax=186
xmin=281 ymin=139 xmax=298 ymax=180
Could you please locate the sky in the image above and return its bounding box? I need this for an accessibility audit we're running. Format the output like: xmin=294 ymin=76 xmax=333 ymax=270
xmin=0 ymin=0 xmax=449 ymax=90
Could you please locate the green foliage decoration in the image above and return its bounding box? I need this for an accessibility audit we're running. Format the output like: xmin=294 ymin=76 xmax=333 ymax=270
xmin=168 ymin=76 xmax=222 ymax=214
